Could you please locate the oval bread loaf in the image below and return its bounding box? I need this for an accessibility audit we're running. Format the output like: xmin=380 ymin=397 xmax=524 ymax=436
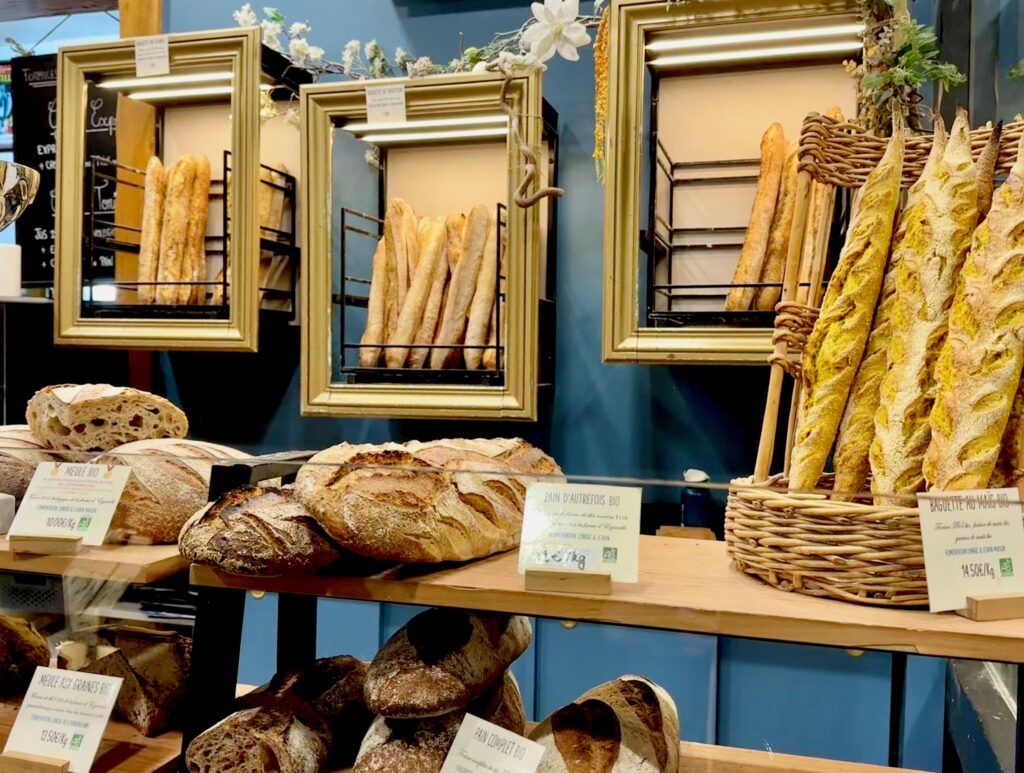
xmin=185 ymin=706 xmax=327 ymax=773
xmin=365 ymin=608 xmax=531 ymax=719
xmin=0 ymin=424 xmax=55 ymax=503
xmin=530 ymin=675 xmax=680 ymax=773
xmin=0 ymin=614 xmax=50 ymax=696
xmin=179 ymin=485 xmax=342 ymax=575
xmin=97 ymin=438 xmax=249 ymax=544
xmin=27 ymin=384 xmax=188 ymax=452
xmin=294 ymin=437 xmax=562 ymax=563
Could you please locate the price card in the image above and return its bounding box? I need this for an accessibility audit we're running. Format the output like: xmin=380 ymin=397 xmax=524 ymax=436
xmin=2 ymin=667 xmax=122 ymax=773
xmin=8 ymin=462 xmax=130 ymax=546
xmin=518 ymin=483 xmax=641 ymax=582
xmin=134 ymin=34 xmax=170 ymax=78
xmin=440 ymin=714 xmax=544 ymax=773
xmin=918 ymin=488 xmax=1024 ymax=612
xmin=365 ymin=83 xmax=407 ymax=125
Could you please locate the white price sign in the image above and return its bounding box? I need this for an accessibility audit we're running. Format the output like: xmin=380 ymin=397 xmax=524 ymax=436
xmin=440 ymin=714 xmax=544 ymax=773
xmin=518 ymin=483 xmax=641 ymax=582
xmin=134 ymin=34 xmax=170 ymax=78
xmin=918 ymin=488 xmax=1024 ymax=612
xmin=2 ymin=667 xmax=122 ymax=773
xmin=8 ymin=462 xmax=130 ymax=546
xmin=365 ymin=83 xmax=407 ymax=125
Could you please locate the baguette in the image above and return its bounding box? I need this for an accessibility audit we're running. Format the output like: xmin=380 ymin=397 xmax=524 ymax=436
xmin=446 ymin=212 xmax=465 ymax=270
xmin=754 ymin=141 xmax=799 ymax=311
xmin=871 ymin=111 xmax=979 ymax=501
xmin=788 ymin=128 xmax=905 ymax=492
xmin=157 ymin=156 xmax=196 ymax=305
xmin=483 ymin=231 xmax=507 ymax=371
xmin=832 ymin=122 xmax=947 ymax=500
xmin=430 ymin=204 xmax=490 ymax=369
xmin=977 ymin=122 xmax=1003 ymax=220
xmin=138 ymin=156 xmax=166 ymax=304
xmin=181 ymin=154 xmax=211 ymax=305
xmin=408 ymin=231 xmax=449 ymax=369
xmin=386 ymin=217 xmax=447 ymax=368
xmin=725 ymin=123 xmax=785 ymax=311
xmin=464 ymin=211 xmax=498 ymax=369
xmin=359 ymin=237 xmax=388 ymax=367
xmin=923 ymin=136 xmax=1024 ymax=491
xmin=383 ymin=199 xmax=416 ymax=341
xmin=991 ymin=378 xmax=1024 ymax=488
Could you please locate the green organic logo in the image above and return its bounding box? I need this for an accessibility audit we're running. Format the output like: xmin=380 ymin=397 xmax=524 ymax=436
xmin=70 ymin=734 xmax=84 ymax=750
xmin=602 ymin=547 xmax=618 ymax=563
xmin=1000 ymin=558 xmax=1014 ymax=577
xmin=77 ymin=517 xmax=92 ymax=531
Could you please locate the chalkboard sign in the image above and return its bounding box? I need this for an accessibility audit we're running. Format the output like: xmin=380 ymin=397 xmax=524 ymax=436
xmin=11 ymin=55 xmax=118 ymax=287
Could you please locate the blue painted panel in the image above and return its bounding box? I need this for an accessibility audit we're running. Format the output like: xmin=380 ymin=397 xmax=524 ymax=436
xmin=533 ymin=619 xmax=716 ymax=743
xmin=316 ymin=598 xmax=382 ymax=662
xmin=239 ymin=591 xmax=278 ymax=686
xmin=902 ymin=656 xmax=945 ymax=772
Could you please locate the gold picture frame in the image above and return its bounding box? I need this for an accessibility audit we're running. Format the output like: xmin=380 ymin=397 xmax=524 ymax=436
xmin=55 ymin=28 xmax=261 ymax=350
xmin=602 ymin=0 xmax=860 ymax=365
xmin=300 ymin=70 xmax=546 ymax=420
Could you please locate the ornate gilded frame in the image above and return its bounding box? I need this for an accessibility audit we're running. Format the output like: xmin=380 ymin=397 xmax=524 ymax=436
xmin=55 ymin=28 xmax=261 ymax=350
xmin=301 ymin=70 xmax=544 ymax=419
xmin=602 ymin=0 xmax=860 ymax=364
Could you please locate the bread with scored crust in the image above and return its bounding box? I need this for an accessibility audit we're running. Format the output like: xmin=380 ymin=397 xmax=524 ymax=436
xmin=0 ymin=614 xmax=49 ymax=696
xmin=0 ymin=424 xmax=56 ymax=503
xmin=754 ymin=141 xmax=799 ymax=311
xmin=386 ymin=217 xmax=447 ymax=368
xmin=360 ymin=237 xmax=388 ymax=367
xmin=185 ymin=706 xmax=327 ymax=773
xmin=138 ymin=156 xmax=166 ymax=304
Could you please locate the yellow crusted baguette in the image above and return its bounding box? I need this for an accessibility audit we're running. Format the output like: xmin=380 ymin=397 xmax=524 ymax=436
xmin=977 ymin=122 xmax=1003 ymax=220
xmin=788 ymin=128 xmax=905 ymax=492
xmin=754 ymin=141 xmax=799 ymax=311
xmin=725 ymin=123 xmax=785 ymax=311
xmin=991 ymin=379 xmax=1024 ymax=488
xmin=871 ymin=113 xmax=981 ymax=501
xmin=923 ymin=136 xmax=1024 ymax=491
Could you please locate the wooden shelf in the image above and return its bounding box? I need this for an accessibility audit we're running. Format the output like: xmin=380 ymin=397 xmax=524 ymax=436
xmin=0 ymin=700 xmax=178 ymax=773
xmin=190 ymin=536 xmax=1024 ymax=663
xmin=0 ymin=538 xmax=187 ymax=584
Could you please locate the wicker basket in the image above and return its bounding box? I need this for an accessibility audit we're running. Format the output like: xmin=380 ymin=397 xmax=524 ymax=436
xmin=723 ymin=112 xmax=1023 ymax=607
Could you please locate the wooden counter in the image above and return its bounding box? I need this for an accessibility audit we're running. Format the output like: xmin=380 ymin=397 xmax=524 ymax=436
xmin=0 ymin=538 xmax=187 ymax=584
xmin=191 ymin=536 xmax=1024 ymax=663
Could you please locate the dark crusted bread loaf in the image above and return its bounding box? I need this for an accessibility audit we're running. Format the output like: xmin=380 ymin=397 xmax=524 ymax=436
xmin=529 ymin=675 xmax=680 ymax=773
xmin=0 ymin=614 xmax=49 ymax=696
xmin=185 ymin=706 xmax=328 ymax=773
xmin=294 ymin=438 xmax=562 ymax=563
xmin=26 ymin=384 xmax=187 ymax=452
xmin=179 ymin=485 xmax=342 ymax=575
xmin=366 ymin=608 xmax=531 ymax=718
xmin=354 ymin=671 xmax=525 ymax=773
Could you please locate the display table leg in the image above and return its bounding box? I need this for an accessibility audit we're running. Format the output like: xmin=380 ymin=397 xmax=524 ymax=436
xmin=1015 ymin=666 xmax=1024 ymax=773
xmin=888 ymin=652 xmax=907 ymax=767
xmin=277 ymin=593 xmax=317 ymax=674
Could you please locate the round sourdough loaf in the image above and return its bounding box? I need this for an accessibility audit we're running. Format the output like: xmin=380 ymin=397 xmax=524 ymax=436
xmin=529 ymin=675 xmax=680 ymax=772
xmin=96 ymin=438 xmax=250 ymax=544
xmin=27 ymin=384 xmax=188 ymax=452
xmin=179 ymin=485 xmax=342 ymax=575
xmin=293 ymin=437 xmax=562 ymax=563
xmin=0 ymin=614 xmax=50 ymax=696
xmin=185 ymin=706 xmax=327 ymax=773
xmin=0 ymin=424 xmax=55 ymax=502
xmin=365 ymin=608 xmax=531 ymax=718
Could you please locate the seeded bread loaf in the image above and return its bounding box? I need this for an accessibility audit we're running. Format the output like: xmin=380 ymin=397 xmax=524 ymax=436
xmin=871 ymin=111 xmax=980 ymax=501
xmin=529 ymin=675 xmax=680 ymax=773
xmin=26 ymin=384 xmax=188 ymax=452
xmin=754 ymin=141 xmax=799 ymax=311
xmin=294 ymin=437 xmax=562 ymax=563
xmin=97 ymin=438 xmax=249 ymax=544
xmin=924 ymin=135 xmax=1024 ymax=490
xmin=788 ymin=129 xmax=905 ymax=492
xmin=354 ymin=671 xmax=524 ymax=773
xmin=179 ymin=485 xmax=342 ymax=575
xmin=185 ymin=706 xmax=328 ymax=773
xmin=0 ymin=424 xmax=54 ymax=503
xmin=0 ymin=614 xmax=49 ymax=696
xmin=365 ymin=608 xmax=531 ymax=718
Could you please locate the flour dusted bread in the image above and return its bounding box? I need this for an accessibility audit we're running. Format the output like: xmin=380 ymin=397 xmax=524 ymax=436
xmin=179 ymin=485 xmax=342 ymax=575
xmin=0 ymin=425 xmax=54 ymax=503
xmin=360 ymin=237 xmax=388 ymax=367
xmin=924 ymin=133 xmax=1024 ymax=490
xmin=182 ymin=154 xmax=211 ymax=305
xmin=157 ymin=156 xmax=196 ymax=305
xmin=464 ymin=209 xmax=498 ymax=369
xmin=354 ymin=671 xmax=524 ymax=773
xmin=294 ymin=438 xmax=562 ymax=562
xmin=138 ymin=156 xmax=166 ymax=304
xmin=27 ymin=384 xmax=188 ymax=452
xmin=754 ymin=141 xmax=799 ymax=311
xmin=365 ymin=609 xmax=531 ymax=718
xmin=185 ymin=706 xmax=328 ymax=773
xmin=0 ymin=614 xmax=49 ymax=696
xmin=788 ymin=128 xmax=905 ymax=492
xmin=97 ymin=438 xmax=249 ymax=543
xmin=387 ymin=217 xmax=447 ymax=368
xmin=530 ymin=675 xmax=680 ymax=773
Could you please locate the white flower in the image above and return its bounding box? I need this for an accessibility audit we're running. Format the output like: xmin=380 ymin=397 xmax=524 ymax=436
xmin=342 ymin=39 xmax=360 ymax=72
xmin=260 ymin=19 xmax=283 ymax=51
xmin=407 ymin=55 xmax=434 ymax=77
xmin=232 ymin=3 xmax=258 ymax=26
xmin=522 ymin=0 xmax=591 ymax=63
xmin=307 ymin=45 xmax=325 ymax=63
xmin=289 ymin=36 xmax=310 ymax=65
xmin=285 ymin=107 xmax=300 ymax=127
xmin=288 ymin=21 xmax=310 ymax=38
xmin=394 ymin=47 xmax=409 ymax=66
xmin=477 ymin=49 xmax=543 ymax=72
xmin=364 ymin=39 xmax=378 ymax=60
xmin=259 ymin=89 xmax=277 ymax=121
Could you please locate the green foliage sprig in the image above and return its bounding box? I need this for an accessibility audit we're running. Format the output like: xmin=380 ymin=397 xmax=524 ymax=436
xmin=861 ymin=20 xmax=965 ymax=109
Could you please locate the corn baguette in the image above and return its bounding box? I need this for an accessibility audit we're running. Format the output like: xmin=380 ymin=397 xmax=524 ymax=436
xmin=138 ymin=156 xmax=166 ymax=305
xmin=977 ymin=122 xmax=1003 ymax=220
xmin=923 ymin=137 xmax=1024 ymax=491
xmin=360 ymin=236 xmax=388 ymax=367
xmin=754 ymin=142 xmax=799 ymax=311
xmin=788 ymin=129 xmax=905 ymax=492
xmin=991 ymin=379 xmax=1024 ymax=488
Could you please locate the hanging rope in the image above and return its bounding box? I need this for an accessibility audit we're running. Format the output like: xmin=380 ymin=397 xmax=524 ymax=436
xmin=486 ymin=60 xmax=564 ymax=209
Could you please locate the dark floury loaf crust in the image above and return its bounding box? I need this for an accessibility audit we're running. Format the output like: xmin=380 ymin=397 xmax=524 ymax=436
xmin=366 ymin=608 xmax=531 ymax=718
xmin=26 ymin=384 xmax=188 ymax=452
xmin=185 ymin=706 xmax=328 ymax=773
xmin=294 ymin=437 xmax=562 ymax=563
xmin=0 ymin=614 xmax=49 ymax=696
xmin=354 ymin=671 xmax=525 ymax=773
xmin=179 ymin=485 xmax=342 ymax=575
xmin=530 ymin=675 xmax=680 ymax=773
xmin=0 ymin=424 xmax=55 ymax=503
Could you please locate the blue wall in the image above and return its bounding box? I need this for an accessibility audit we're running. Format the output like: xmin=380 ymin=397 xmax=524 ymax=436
xmin=154 ymin=0 xmax=944 ymax=767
